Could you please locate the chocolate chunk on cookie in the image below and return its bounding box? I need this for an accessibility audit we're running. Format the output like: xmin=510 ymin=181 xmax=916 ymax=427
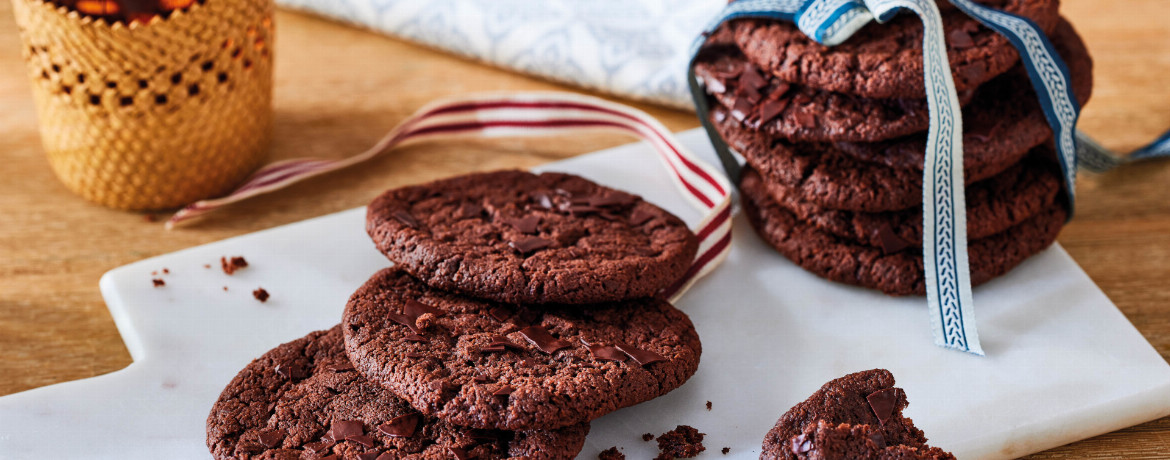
xmin=761 ymin=369 xmax=954 ymax=460
xmin=366 ymin=170 xmax=698 ymax=305
xmin=207 ymin=326 xmax=589 ymax=460
xmin=342 ymin=268 xmax=702 ymax=431
xmin=762 ymin=152 xmax=1063 ymax=248
xmin=740 ymin=168 xmax=1066 ymax=295
xmin=732 ymin=0 xmax=1060 ymax=99
xmin=695 ymin=48 xmax=975 ymax=143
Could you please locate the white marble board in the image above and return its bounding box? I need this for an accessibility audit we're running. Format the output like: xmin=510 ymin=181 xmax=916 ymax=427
xmin=1 ymin=129 xmax=1169 ymax=459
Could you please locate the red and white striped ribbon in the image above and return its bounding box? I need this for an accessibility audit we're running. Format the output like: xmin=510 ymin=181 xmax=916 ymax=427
xmin=167 ymin=92 xmax=733 ymax=302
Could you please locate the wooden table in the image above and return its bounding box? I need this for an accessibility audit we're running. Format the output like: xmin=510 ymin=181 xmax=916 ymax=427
xmin=1 ymin=1 xmax=1168 ymax=457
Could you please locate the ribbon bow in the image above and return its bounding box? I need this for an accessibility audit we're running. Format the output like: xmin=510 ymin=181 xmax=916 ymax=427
xmin=688 ymin=0 xmax=1170 ymax=355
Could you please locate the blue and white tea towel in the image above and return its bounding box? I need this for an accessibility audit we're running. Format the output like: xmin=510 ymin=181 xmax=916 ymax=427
xmin=277 ymin=0 xmax=724 ymax=109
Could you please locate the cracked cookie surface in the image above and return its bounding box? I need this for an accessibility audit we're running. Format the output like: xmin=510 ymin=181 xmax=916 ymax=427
xmin=206 ymin=326 xmax=589 ymax=460
xmin=739 ymin=168 xmax=1066 ymax=295
xmin=731 ymin=0 xmax=1060 ymax=99
xmin=366 ymin=170 xmax=697 ymax=305
xmin=342 ymin=268 xmax=702 ymax=431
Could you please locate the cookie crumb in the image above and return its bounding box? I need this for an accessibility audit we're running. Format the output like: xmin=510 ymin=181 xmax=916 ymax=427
xmin=223 ymin=286 xmax=229 ymax=291
xmin=655 ymin=425 xmax=705 ymax=460
xmin=706 ymin=401 xmax=712 ymax=411
xmin=152 ymin=278 xmax=165 ymax=287
xmin=721 ymin=447 xmax=730 ymax=455
xmin=221 ymin=256 xmax=248 ymax=275
xmin=253 ymin=288 xmax=269 ymax=302
xmin=598 ymin=446 xmax=624 ymax=460
xmin=162 ymin=268 xmax=169 ymax=274
xmin=204 ymin=264 xmax=211 ymax=269
xmin=642 ymin=433 xmax=654 ymax=442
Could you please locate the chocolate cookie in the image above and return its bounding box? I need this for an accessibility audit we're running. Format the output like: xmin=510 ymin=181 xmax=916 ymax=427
xmin=786 ymin=421 xmax=956 ymax=459
xmin=342 ymin=268 xmax=702 ymax=431
xmin=740 ymin=168 xmax=1066 ymax=295
xmin=732 ymin=0 xmax=1060 ymax=99
xmin=760 ymin=369 xmax=953 ymax=460
xmin=715 ymin=19 xmax=1092 ymax=213
xmin=762 ymin=153 xmax=1063 ymax=249
xmin=695 ymin=48 xmax=976 ymax=143
xmin=366 ymin=170 xmax=698 ymax=305
xmin=206 ymin=326 xmax=589 ymax=460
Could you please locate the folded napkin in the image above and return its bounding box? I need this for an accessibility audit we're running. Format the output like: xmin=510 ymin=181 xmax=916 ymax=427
xmin=275 ymin=0 xmax=723 ymax=109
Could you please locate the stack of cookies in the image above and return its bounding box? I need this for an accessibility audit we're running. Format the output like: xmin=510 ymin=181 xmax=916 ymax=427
xmin=207 ymin=170 xmax=703 ymax=459
xmin=696 ymin=0 xmax=1093 ymax=295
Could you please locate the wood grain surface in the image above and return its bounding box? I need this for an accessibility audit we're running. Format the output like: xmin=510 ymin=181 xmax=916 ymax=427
xmin=1 ymin=0 xmax=1168 ymax=457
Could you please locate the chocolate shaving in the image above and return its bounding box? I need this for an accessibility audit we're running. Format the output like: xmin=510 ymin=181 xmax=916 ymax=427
xmin=346 ymin=434 xmax=376 ymax=448
xmin=404 ymin=300 xmax=442 ymax=319
xmin=274 ymin=362 xmax=307 ymax=380
xmin=304 ymin=440 xmax=334 ymax=453
xmin=479 ymin=345 xmax=508 ymax=353
xmin=867 ymin=388 xmax=900 ymax=425
xmin=793 ymin=111 xmax=817 ymax=128
xmin=738 ymin=66 xmax=768 ymax=90
xmin=327 ymin=362 xmax=355 ymax=372
xmin=488 ymin=335 xmax=523 ymax=350
xmin=387 ymin=312 xmax=421 ymax=333
xmin=358 ymin=453 xmax=380 ymax=460
xmin=392 ymin=210 xmax=420 ymax=228
xmin=379 ymin=413 xmax=421 ymax=438
xmin=757 ymin=98 xmax=789 ymax=125
xmin=588 ymin=344 xmax=627 ymax=362
xmin=473 ymin=375 xmax=492 ymax=383
xmin=534 ymin=193 xmax=554 ymax=209
xmin=404 ymin=333 xmax=428 ymax=343
xmin=458 ymin=202 xmax=483 ymax=219
xmin=790 ymin=434 xmax=812 ymax=454
xmin=429 ymin=380 xmax=449 ymax=392
xmin=257 ymin=429 xmax=284 ymax=448
xmin=615 ymin=343 xmax=666 ymax=366
xmin=449 ymin=447 xmax=471 ymax=460
xmin=869 ymin=431 xmax=887 ymax=449
xmin=519 ymin=326 xmax=570 ymax=354
xmin=504 ymin=215 xmax=541 ymax=234
xmin=492 ymin=385 xmax=515 ymax=401
xmin=405 ymin=352 xmax=426 ymax=359
xmin=376 ymin=453 xmax=395 ymax=460
xmin=331 ymin=420 xmax=364 ymax=440
xmin=508 ymin=236 xmax=553 ymax=254
xmin=629 ymin=209 xmax=654 ymax=226
xmin=730 ymin=99 xmax=752 ymax=122
xmin=875 ymin=223 xmax=912 ymax=255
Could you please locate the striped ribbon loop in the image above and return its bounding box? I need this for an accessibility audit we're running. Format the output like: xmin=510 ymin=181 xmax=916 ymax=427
xmin=166 ymin=92 xmax=733 ymax=303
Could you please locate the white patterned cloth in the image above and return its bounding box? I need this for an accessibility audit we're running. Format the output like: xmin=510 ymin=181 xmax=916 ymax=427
xmin=276 ymin=0 xmax=724 ymax=109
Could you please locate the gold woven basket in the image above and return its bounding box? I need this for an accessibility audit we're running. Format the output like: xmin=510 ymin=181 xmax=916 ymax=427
xmin=12 ymin=0 xmax=274 ymax=211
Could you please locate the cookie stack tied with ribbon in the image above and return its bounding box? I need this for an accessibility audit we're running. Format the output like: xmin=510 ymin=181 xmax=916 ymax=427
xmin=208 ymin=167 xmax=712 ymax=459
xmin=698 ymin=1 xmax=1091 ymax=294
xmin=689 ymin=0 xmax=1095 ymax=354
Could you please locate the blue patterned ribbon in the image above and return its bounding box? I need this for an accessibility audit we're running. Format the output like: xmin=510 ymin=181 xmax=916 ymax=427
xmin=687 ymin=0 xmax=1169 ymax=355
